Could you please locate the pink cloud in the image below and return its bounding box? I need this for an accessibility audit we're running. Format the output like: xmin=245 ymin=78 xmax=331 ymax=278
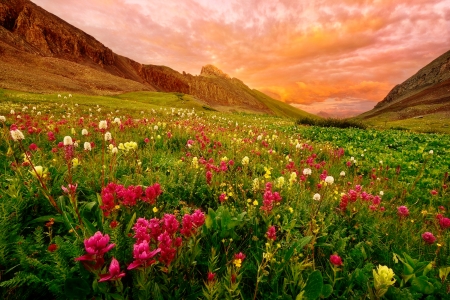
xmin=31 ymin=0 xmax=450 ymax=116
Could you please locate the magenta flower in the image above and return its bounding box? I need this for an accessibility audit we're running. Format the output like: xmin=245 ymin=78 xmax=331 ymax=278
xmin=439 ymin=217 xmax=450 ymax=230
xmin=99 ymin=258 xmax=126 ymax=282
xmin=266 ymin=226 xmax=276 ymax=241
xmin=397 ymin=206 xmax=409 ymax=217
xmin=422 ymin=232 xmax=436 ymax=244
xmin=207 ymin=272 xmax=216 ymax=282
xmin=127 ymin=241 xmax=160 ymax=270
xmin=75 ymin=231 xmax=115 ymax=262
xmin=330 ymin=254 xmax=343 ymax=266
xmin=191 ymin=210 xmax=205 ymax=227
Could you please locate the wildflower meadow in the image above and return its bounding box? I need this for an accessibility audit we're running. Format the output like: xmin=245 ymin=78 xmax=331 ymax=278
xmin=0 ymin=95 xmax=449 ymax=299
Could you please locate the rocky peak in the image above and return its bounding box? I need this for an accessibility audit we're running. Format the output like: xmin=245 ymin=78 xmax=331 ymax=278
xmin=200 ymin=64 xmax=230 ymax=79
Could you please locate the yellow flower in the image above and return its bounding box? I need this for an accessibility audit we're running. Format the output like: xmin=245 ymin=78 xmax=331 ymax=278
xmin=373 ymin=265 xmax=396 ymax=298
xmin=153 ymin=207 xmax=158 ymax=213
xmin=288 ymin=207 xmax=294 ymax=213
xmin=233 ymin=259 xmax=242 ymax=268
xmin=253 ymin=200 xmax=259 ymax=206
xmin=115 ymin=205 xmax=120 ymax=210
xmin=72 ymin=158 xmax=80 ymax=167
xmin=30 ymin=166 xmax=47 ymax=179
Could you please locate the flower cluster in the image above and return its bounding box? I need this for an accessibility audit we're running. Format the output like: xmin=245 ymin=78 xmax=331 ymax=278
xmin=339 ymin=185 xmax=382 ymax=211
xmin=260 ymin=182 xmax=282 ymax=213
xmin=130 ymin=211 xmax=205 ymax=268
xmin=100 ymin=182 xmax=162 ymax=216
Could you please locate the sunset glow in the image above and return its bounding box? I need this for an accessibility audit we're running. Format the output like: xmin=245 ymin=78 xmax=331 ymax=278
xmin=33 ymin=0 xmax=450 ymax=117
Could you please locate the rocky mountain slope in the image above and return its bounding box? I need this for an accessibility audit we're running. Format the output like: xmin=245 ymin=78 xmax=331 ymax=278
xmin=0 ymin=0 xmax=312 ymax=117
xmin=357 ymin=50 xmax=450 ymax=121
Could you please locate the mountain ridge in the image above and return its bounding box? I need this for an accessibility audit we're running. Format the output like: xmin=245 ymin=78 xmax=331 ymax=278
xmin=0 ymin=0 xmax=314 ymax=118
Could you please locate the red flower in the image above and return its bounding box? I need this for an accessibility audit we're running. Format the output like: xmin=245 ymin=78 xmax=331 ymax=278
xmin=29 ymin=143 xmax=38 ymax=151
xmin=234 ymin=252 xmax=246 ymax=261
xmin=266 ymin=226 xmax=276 ymax=241
xmin=48 ymin=244 xmax=58 ymax=252
xmin=207 ymin=272 xmax=216 ymax=282
xmin=330 ymin=254 xmax=343 ymax=266
xmin=75 ymin=231 xmax=115 ymax=262
xmin=430 ymin=190 xmax=438 ymax=196
xmin=99 ymin=258 xmax=126 ymax=282
xmin=422 ymin=232 xmax=436 ymax=244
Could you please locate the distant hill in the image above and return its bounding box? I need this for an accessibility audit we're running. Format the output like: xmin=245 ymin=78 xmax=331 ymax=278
xmin=0 ymin=0 xmax=314 ymax=118
xmin=356 ymin=50 xmax=450 ymax=124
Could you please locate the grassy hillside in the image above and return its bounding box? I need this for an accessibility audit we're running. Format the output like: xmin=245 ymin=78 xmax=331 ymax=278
xmin=250 ymin=89 xmax=320 ymax=119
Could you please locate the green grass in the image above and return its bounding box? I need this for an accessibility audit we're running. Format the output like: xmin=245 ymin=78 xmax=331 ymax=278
xmin=0 ymin=89 xmax=214 ymax=112
xmin=361 ymin=112 xmax=450 ymax=134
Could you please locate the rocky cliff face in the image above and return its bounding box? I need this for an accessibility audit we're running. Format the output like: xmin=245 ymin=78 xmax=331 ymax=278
xmin=0 ymin=0 xmax=276 ymax=113
xmin=376 ymin=50 xmax=450 ymax=108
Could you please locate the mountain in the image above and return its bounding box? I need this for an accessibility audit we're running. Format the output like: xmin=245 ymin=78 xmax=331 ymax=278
xmin=356 ymin=50 xmax=450 ymax=122
xmin=0 ymin=0 xmax=315 ymax=118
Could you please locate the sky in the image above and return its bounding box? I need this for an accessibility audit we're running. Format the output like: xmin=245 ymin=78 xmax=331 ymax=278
xmin=33 ymin=0 xmax=450 ymax=117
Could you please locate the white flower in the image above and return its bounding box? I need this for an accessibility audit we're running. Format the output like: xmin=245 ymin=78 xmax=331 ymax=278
xmin=84 ymin=142 xmax=91 ymax=151
xmin=241 ymin=156 xmax=249 ymax=165
xmin=379 ymin=160 xmax=383 ymax=164
xmin=10 ymin=129 xmax=25 ymax=141
xmin=0 ymin=116 xmax=6 ymax=122
xmin=313 ymin=193 xmax=321 ymax=201
xmin=113 ymin=117 xmax=121 ymax=125
xmin=380 ymin=191 xmax=384 ymax=196
xmin=350 ymin=156 xmax=355 ymax=161
xmin=104 ymin=132 xmax=112 ymax=141
xmin=73 ymin=142 xmax=79 ymax=148
xmin=340 ymin=171 xmax=346 ymax=177
xmin=10 ymin=109 xmax=15 ymax=114
xmin=325 ymin=176 xmax=334 ymax=185
xmin=63 ymin=136 xmax=73 ymax=146
xmin=429 ymin=150 xmax=434 ymax=155
xmin=81 ymin=129 xmax=88 ymax=136
xmin=153 ymin=125 xmax=159 ymax=130
xmin=111 ymin=147 xmax=118 ymax=154
xmin=303 ymin=168 xmax=312 ymax=176
xmin=99 ymin=120 xmax=107 ymax=130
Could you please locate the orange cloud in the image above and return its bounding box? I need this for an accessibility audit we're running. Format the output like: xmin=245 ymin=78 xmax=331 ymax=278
xmin=32 ymin=0 xmax=450 ymax=116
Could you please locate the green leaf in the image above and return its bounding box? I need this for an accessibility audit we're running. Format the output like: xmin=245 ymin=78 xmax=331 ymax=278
xmin=205 ymin=215 xmax=213 ymax=229
xmin=297 ymin=236 xmax=313 ymax=250
xmin=304 ymin=270 xmax=323 ymax=300
xmin=125 ymin=212 xmax=137 ymax=234
xmin=411 ymin=276 xmax=434 ymax=294
xmin=321 ymin=284 xmax=333 ymax=298
xmin=64 ymin=278 xmax=90 ymax=299
xmin=83 ymin=217 xmax=97 ymax=236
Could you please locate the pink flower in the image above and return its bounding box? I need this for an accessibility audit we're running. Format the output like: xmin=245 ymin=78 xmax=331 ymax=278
xmin=330 ymin=254 xmax=343 ymax=266
xmin=75 ymin=232 xmax=115 ymax=271
xmin=439 ymin=217 xmax=450 ymax=230
xmin=266 ymin=226 xmax=276 ymax=241
xmin=99 ymin=258 xmax=126 ymax=282
xmin=61 ymin=183 xmax=77 ymax=196
xmin=128 ymin=241 xmax=160 ymax=270
xmin=75 ymin=232 xmax=115 ymax=261
xmin=219 ymin=193 xmax=227 ymax=203
xmin=29 ymin=143 xmax=38 ymax=151
xmin=144 ymin=138 xmax=150 ymax=143
xmin=397 ymin=206 xmax=409 ymax=217
xmin=234 ymin=252 xmax=246 ymax=261
xmin=161 ymin=214 xmax=179 ymax=236
xmin=191 ymin=210 xmax=205 ymax=227
xmin=206 ymin=171 xmax=212 ymax=185
xmin=422 ymin=232 xmax=436 ymax=244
